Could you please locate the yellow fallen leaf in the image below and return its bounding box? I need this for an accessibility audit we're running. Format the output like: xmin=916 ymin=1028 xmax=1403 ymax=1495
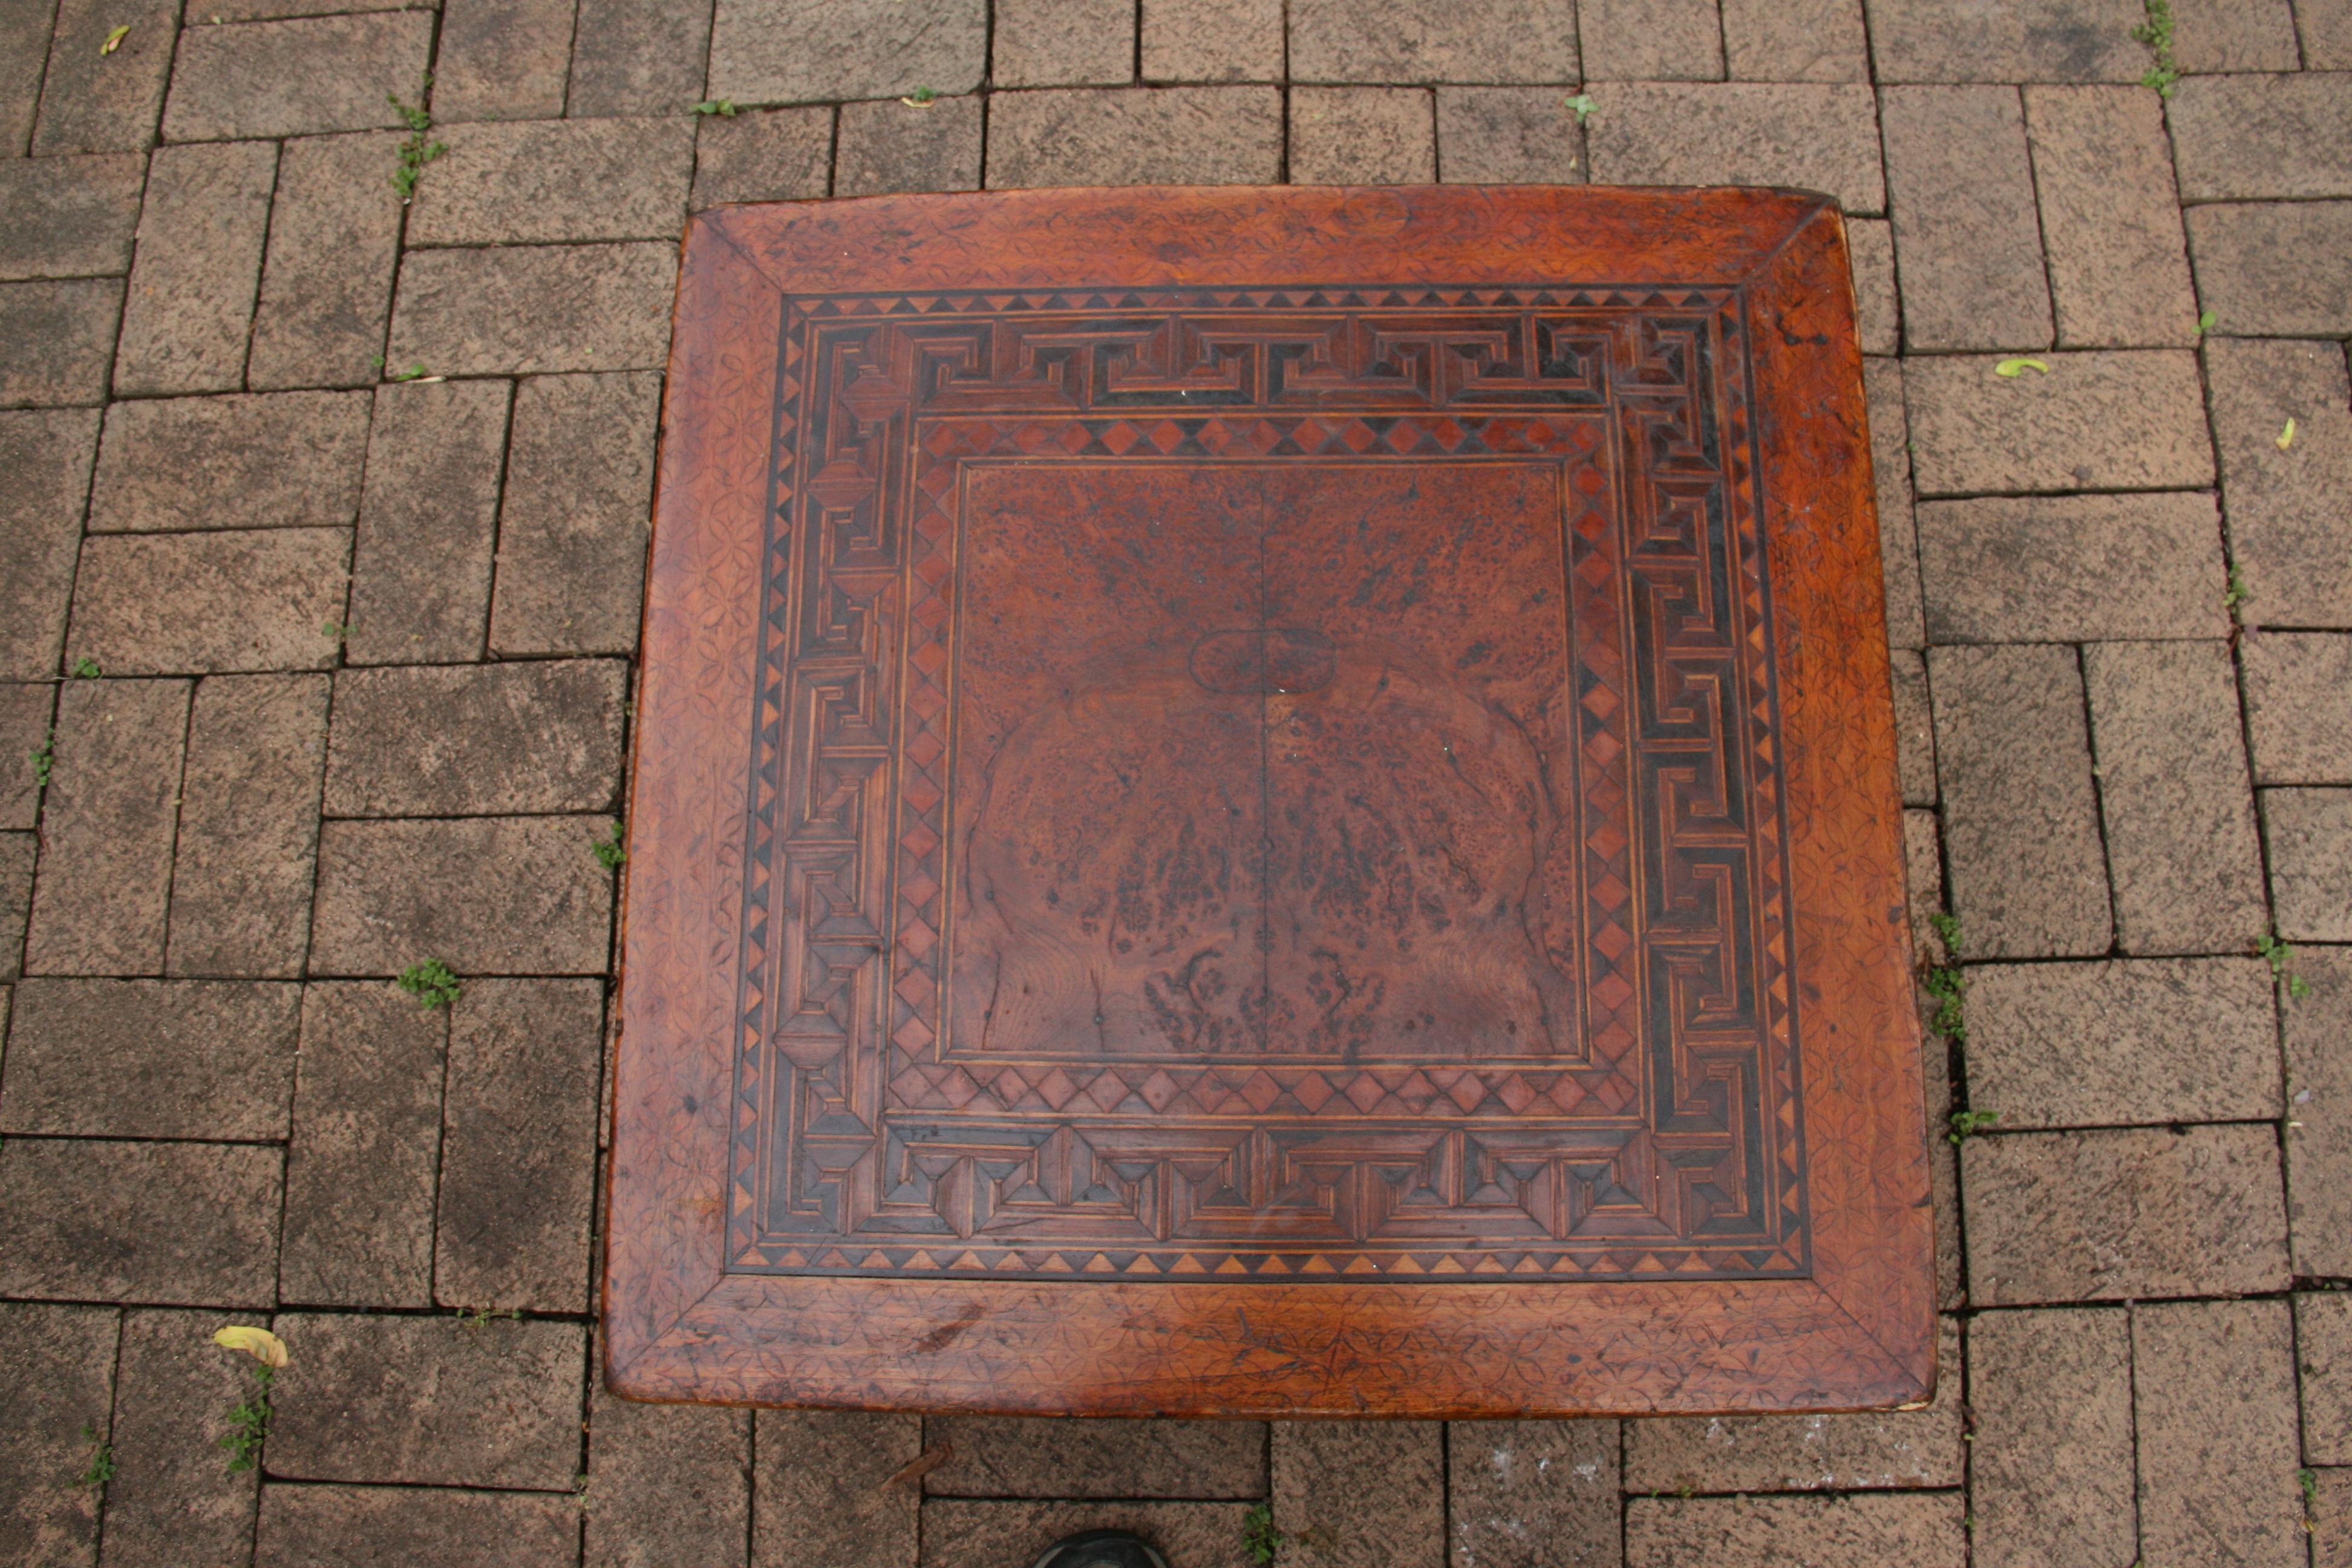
xmin=1994 ymin=358 xmax=2050 ymax=378
xmin=99 ymin=23 xmax=129 ymax=52
xmin=2276 ymin=416 xmax=2296 ymax=450
xmin=213 ymin=1325 xmax=288 ymax=1368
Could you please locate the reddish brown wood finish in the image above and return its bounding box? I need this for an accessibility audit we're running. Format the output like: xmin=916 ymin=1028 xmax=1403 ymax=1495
xmin=606 ymin=186 xmax=1933 ymax=1418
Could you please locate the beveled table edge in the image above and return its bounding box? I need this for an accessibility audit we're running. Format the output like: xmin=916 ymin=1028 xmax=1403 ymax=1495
xmin=603 ymin=186 xmax=1936 ymax=1418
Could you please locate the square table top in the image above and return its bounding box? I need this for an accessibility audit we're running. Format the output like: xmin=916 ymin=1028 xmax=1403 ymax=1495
xmin=604 ymin=185 xmax=1935 ymax=1420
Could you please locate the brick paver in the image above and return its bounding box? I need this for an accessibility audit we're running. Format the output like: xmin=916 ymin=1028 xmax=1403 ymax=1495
xmin=30 ymin=0 xmax=178 ymax=155
xmin=1289 ymin=87 xmax=1434 ymax=184
xmin=1625 ymin=1492 xmax=1965 ymax=1568
xmin=345 ymin=378 xmax=509 ymax=664
xmin=309 ymin=815 xmax=614 ymax=973
xmin=2287 ymin=948 xmax=2352 ymax=1278
xmin=2243 ymin=632 xmax=2352 ymax=782
xmin=168 ymin=672 xmax=332 ymax=976
xmin=433 ymin=978 xmax=603 ymax=1311
xmin=0 ymin=978 xmax=299 ymax=1137
xmin=1448 ymin=1419 xmax=1619 ymax=1567
xmin=113 ymin=140 xmax=276 ymax=395
xmin=2134 ymin=1298 xmax=2308 ymax=1568
xmin=256 ymin=1485 xmax=578 ymax=1568
xmin=2266 ymin=788 xmax=2352 ymax=942
xmin=1965 ymin=1308 xmax=2135 ymax=1568
xmin=1272 ymin=1423 xmax=1444 ymax=1566
xmin=1912 ymin=491 xmax=2227 ymax=643
xmin=986 ymin=86 xmax=1282 ymax=187
xmin=411 ymin=119 xmax=694 ymax=245
xmin=90 ymin=391 xmax=371 ymax=533
xmin=2206 ymin=336 xmax=2352 ymax=629
xmin=69 ymin=528 xmax=351 ymax=674
xmin=1433 ymin=89 xmax=1587 ymax=184
xmin=583 ymin=1379 xmax=750 ymax=1568
xmin=389 ymin=243 xmax=678 ymax=374
xmin=2082 ymin=639 xmax=2267 ymax=953
xmin=163 ymin=14 xmax=434 ymax=142
xmin=2186 ymin=200 xmax=2352 ymax=335
xmin=1964 ymin=956 xmax=2278 ymax=1126
xmin=691 ymin=105 xmax=832 ymax=207
xmin=925 ymin=1419 xmax=1265 ymax=1498
xmin=1880 ymin=85 xmax=2051 ymax=351
xmin=2024 ymin=85 xmax=2198 ymax=347
xmin=0 ymin=7 xmax=2344 ymax=1566
xmin=0 ymin=154 xmax=146 ymax=280
xmin=1963 ymin=1124 xmax=2290 ymax=1304
xmin=0 ymin=279 xmax=119 ymax=407
xmin=0 ymin=409 xmax=99 ymax=674
xmin=837 ymin=96 xmax=985 ymax=196
xmin=105 ymin=1309 xmax=264 ymax=1568
xmin=1143 ymin=0 xmax=1285 ymax=83
xmin=279 ymin=981 xmax=447 ymax=1306
xmin=568 ymin=0 xmax=714 ymax=117
xmin=753 ymin=1411 xmax=920 ymax=1567
xmin=0 ymin=1138 xmax=283 ymax=1304
xmin=489 ymin=371 xmax=661 ymax=655
xmin=0 ymin=1303 xmax=113 ymax=1567
xmin=267 ymin=1312 xmax=586 ymax=1486
xmin=1927 ymin=643 xmax=2111 ymax=959
xmin=1584 ymin=83 xmax=1884 ymax=214
xmin=434 ymin=0 xmax=577 ymax=123
xmin=249 ymin=132 xmax=406 ymax=390
xmin=323 ymin=660 xmax=626 ymax=817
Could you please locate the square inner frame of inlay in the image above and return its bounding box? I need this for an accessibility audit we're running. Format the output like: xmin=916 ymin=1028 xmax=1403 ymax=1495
xmin=606 ymin=186 xmax=1935 ymax=1420
xmin=949 ymin=461 xmax=1586 ymax=1065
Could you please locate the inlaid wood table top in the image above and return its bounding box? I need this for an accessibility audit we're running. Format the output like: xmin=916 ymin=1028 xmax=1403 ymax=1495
xmin=606 ymin=186 xmax=1934 ymax=1419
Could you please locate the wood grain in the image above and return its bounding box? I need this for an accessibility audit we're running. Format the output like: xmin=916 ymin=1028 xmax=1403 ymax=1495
xmin=606 ymin=186 xmax=1933 ymax=1417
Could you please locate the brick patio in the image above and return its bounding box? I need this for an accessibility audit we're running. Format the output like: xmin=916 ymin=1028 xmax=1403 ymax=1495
xmin=1 ymin=0 xmax=2348 ymax=1563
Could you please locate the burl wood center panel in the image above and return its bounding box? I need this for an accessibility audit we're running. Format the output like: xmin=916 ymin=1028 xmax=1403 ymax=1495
xmin=607 ymin=186 xmax=1933 ymax=1419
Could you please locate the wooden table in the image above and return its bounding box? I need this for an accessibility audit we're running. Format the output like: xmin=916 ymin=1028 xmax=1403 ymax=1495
xmin=605 ymin=186 xmax=1935 ymax=1419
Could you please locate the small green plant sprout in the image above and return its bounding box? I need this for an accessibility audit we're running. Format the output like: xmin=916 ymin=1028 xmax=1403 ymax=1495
xmin=900 ymin=84 xmax=938 ymax=106
xmin=1922 ymin=962 xmax=1965 ymax=1042
xmin=456 ymin=1305 xmax=521 ymax=1330
xmin=73 ymin=1424 xmax=116 ymax=1490
xmin=70 ymin=656 xmax=100 ymax=678
xmin=396 ymin=958 xmax=463 ymax=1010
xmin=1929 ymin=910 xmax=1961 ymax=960
xmin=30 ymin=730 xmax=54 ymax=789
xmin=2223 ymin=564 xmax=2250 ymax=612
xmin=213 ymin=1325 xmax=286 ymax=1477
xmin=2197 ymin=310 xmax=2218 ymax=335
xmin=1949 ymin=1109 xmax=1999 ymax=1145
xmin=1993 ymin=357 xmax=2050 ymax=379
xmin=592 ymin=821 xmax=627 ymax=871
xmin=1563 ymin=92 xmax=1597 ymax=126
xmin=2302 ymin=1466 xmax=2322 ymax=1505
xmin=2278 ymin=417 xmax=2298 ymax=451
xmin=99 ymin=23 xmax=129 ymax=53
xmin=388 ymin=77 xmax=446 ymax=200
xmin=1921 ymin=911 xmax=1966 ymax=1043
xmin=690 ymin=98 xmax=736 ymax=116
xmin=1242 ymin=1503 xmax=1283 ymax=1567
xmin=2258 ymin=929 xmax=2313 ymax=1001
xmin=2133 ymin=0 xmax=2180 ymax=94
xmin=368 ymin=354 xmax=430 ymax=383
xmin=221 ymin=1382 xmax=270 ymax=1474
xmin=321 ymin=618 xmax=350 ymax=641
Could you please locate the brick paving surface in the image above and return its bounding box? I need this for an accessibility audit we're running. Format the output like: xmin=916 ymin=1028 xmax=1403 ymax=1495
xmin=0 ymin=1 xmax=2345 ymax=1563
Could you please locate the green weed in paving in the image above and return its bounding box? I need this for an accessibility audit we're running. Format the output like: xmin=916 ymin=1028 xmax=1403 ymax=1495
xmin=397 ymin=958 xmax=463 ymax=1010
